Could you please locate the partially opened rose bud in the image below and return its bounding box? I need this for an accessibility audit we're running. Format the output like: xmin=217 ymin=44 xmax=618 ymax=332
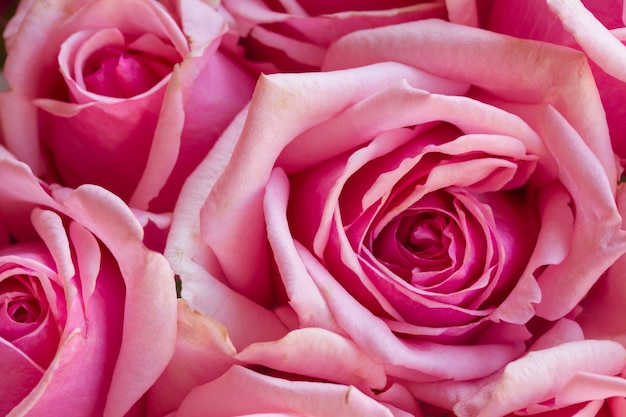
xmin=0 ymin=0 xmax=256 ymax=214
xmin=0 ymin=146 xmax=177 ymax=416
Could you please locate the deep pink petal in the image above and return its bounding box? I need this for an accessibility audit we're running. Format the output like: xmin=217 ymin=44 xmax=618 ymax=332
xmin=0 ymin=339 xmax=44 ymax=415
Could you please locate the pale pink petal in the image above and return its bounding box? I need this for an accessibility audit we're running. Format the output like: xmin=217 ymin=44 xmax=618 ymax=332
xmin=556 ymin=372 xmax=626 ymax=408
xmin=323 ymin=19 xmax=617 ymax=188
xmin=165 ymin=105 xmax=247 ymax=279
xmin=178 ymin=0 xmax=227 ymax=55
xmin=55 ymin=185 xmax=177 ymax=417
xmin=246 ymin=25 xmax=327 ymax=67
xmin=529 ymin=318 xmax=585 ymax=352
xmin=277 ymin=76 xmax=468 ymax=173
xmin=0 ymin=153 xmax=61 ymax=240
xmin=58 ymin=0 xmax=189 ymax=57
xmin=576 ymin=184 xmax=626 ymax=345
xmin=36 ymin=91 xmax=166 ymax=202
xmin=237 ymin=327 xmax=388 ymax=390
xmin=375 ymin=383 xmax=424 ymax=417
xmin=148 ymin=50 xmax=256 ymax=212
xmin=175 ymin=365 xmax=398 ymax=417
xmin=405 ymin=318 xmax=586 ymax=412
xmin=408 ymin=339 xmax=625 ymax=417
xmin=445 ymin=0 xmax=478 ymax=26
xmin=471 ymin=340 xmax=626 ymax=417
xmin=30 ymin=209 xmax=75 ymax=287
xmin=165 ymin=107 xmax=289 ymax=348
xmin=9 ymin=259 xmax=126 ymax=417
xmin=223 ymin=0 xmax=446 ymax=72
xmin=547 ymin=0 xmax=626 ymax=82
xmin=146 ymin=300 xmax=237 ymax=417
xmin=0 ymin=0 xmax=81 ymax=172
xmin=68 ymin=222 xmax=101 ymax=311
xmin=514 ymin=106 xmax=626 ymax=319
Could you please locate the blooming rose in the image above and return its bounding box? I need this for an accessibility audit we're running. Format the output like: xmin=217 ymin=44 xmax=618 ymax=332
xmin=0 ymin=0 xmax=255 ymax=213
xmin=166 ymin=17 xmax=626 ymax=412
xmin=0 ymin=146 xmax=177 ymax=416
xmin=219 ymin=0 xmax=448 ymax=72
xmin=474 ymin=0 xmax=626 ymax=161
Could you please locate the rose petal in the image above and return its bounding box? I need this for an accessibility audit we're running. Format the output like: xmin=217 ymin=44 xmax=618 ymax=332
xmin=237 ymin=327 xmax=388 ymax=390
xmin=264 ymin=168 xmax=345 ymax=332
xmin=175 ymin=365 xmax=399 ymax=417
xmin=146 ymin=300 xmax=237 ymax=417
xmin=165 ymin=107 xmax=289 ymax=348
xmin=58 ymin=185 xmax=177 ymax=417
xmin=547 ymin=0 xmax=626 ymax=81
xmin=323 ymin=19 xmax=617 ymax=188
xmin=130 ymin=65 xmax=184 ymax=210
xmin=471 ymin=340 xmax=626 ymax=417
xmin=0 ymin=338 xmax=44 ymax=416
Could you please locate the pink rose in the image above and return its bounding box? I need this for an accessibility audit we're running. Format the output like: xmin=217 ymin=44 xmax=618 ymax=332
xmin=0 ymin=147 xmax=177 ymax=416
xmin=0 ymin=0 xmax=255 ymax=213
xmin=219 ymin=0 xmax=448 ymax=72
xmin=166 ymin=17 xmax=626 ymax=410
xmin=474 ymin=0 xmax=626 ymax=162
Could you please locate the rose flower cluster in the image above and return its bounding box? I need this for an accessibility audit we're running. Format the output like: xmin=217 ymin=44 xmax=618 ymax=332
xmin=1 ymin=0 xmax=626 ymax=416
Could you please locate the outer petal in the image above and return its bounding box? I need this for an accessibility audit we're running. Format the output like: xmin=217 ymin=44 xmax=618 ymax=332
xmin=236 ymin=327 xmax=388 ymax=391
xmin=146 ymin=300 xmax=237 ymax=417
xmin=223 ymin=0 xmax=447 ymax=71
xmin=175 ymin=365 xmax=400 ymax=417
xmin=472 ymin=340 xmax=626 ymax=417
xmin=577 ymin=183 xmax=626 ymax=345
xmin=408 ymin=334 xmax=626 ymax=417
xmin=503 ymin=104 xmax=626 ymax=319
xmin=547 ymin=0 xmax=626 ymax=81
xmin=58 ymin=185 xmax=178 ymax=417
xmin=165 ymin=107 xmax=289 ymax=349
xmin=323 ymin=19 xmax=617 ymax=188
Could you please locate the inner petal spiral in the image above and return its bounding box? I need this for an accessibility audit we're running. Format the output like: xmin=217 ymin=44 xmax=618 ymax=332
xmin=401 ymin=213 xmax=450 ymax=260
xmin=0 ymin=274 xmax=47 ymax=341
xmin=84 ymin=46 xmax=174 ymax=98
